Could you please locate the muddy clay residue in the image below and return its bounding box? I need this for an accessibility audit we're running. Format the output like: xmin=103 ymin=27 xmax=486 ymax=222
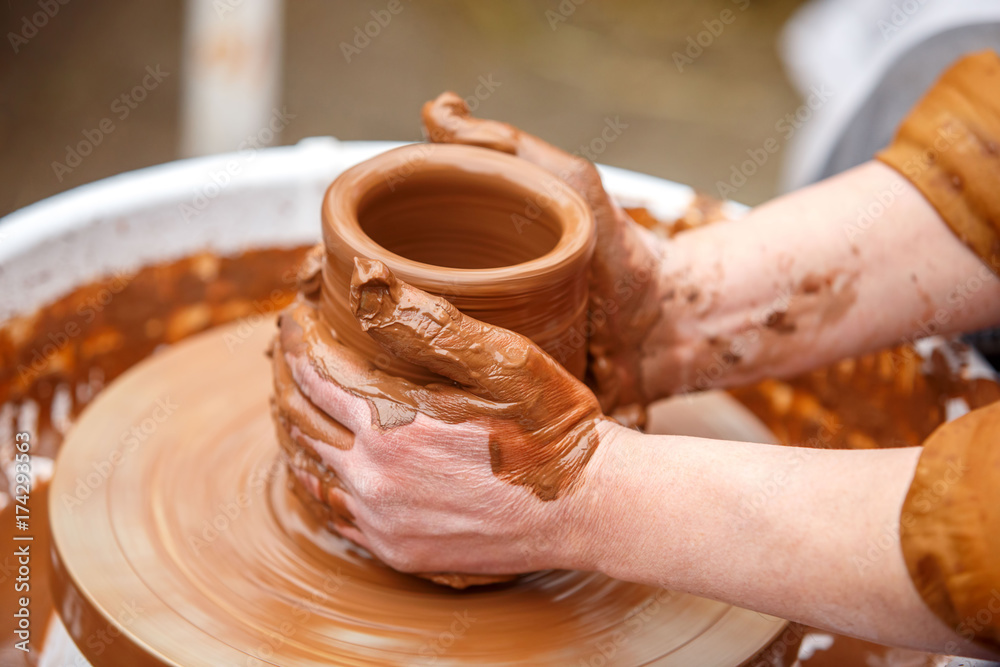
xmin=0 ymin=193 xmax=991 ymax=664
xmin=349 ymin=258 xmax=606 ymax=502
xmin=47 ymin=320 xmax=790 ymax=665
xmin=0 ymin=247 xmax=310 ymax=665
xmin=0 ymin=247 xmax=310 ymax=460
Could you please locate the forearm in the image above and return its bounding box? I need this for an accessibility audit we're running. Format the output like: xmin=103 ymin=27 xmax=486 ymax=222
xmin=572 ymin=422 xmax=996 ymax=657
xmin=640 ymin=160 xmax=1000 ymax=396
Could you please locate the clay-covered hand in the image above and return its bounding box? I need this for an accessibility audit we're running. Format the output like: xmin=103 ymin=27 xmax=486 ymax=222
xmin=271 ymin=258 xmax=614 ymax=587
xmin=422 ymin=92 xmax=668 ymax=417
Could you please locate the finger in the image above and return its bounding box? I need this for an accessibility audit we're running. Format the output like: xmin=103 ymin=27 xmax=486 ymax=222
xmin=422 ymin=91 xmax=587 ymax=181
xmin=287 ymin=462 xmax=359 ymax=534
xmin=276 ymin=311 xmax=374 ymax=434
xmin=421 ymin=93 xmax=621 ymax=239
xmin=422 ymin=91 xmax=519 ymax=154
xmin=278 ymin=300 xmax=481 ymax=431
xmin=349 ymin=258 xmax=575 ymax=403
xmin=272 ymin=340 xmax=357 ymax=447
xmin=334 ymin=522 xmax=373 ymax=554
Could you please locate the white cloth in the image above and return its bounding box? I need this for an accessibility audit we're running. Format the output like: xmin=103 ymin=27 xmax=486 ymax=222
xmin=778 ymin=0 xmax=1000 ymax=191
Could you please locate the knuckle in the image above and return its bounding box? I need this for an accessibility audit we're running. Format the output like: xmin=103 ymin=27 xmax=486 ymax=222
xmin=353 ymin=472 xmax=408 ymax=516
xmin=377 ymin=542 xmax=409 ymax=571
xmin=380 ymin=542 xmax=426 ymax=574
xmin=353 ymin=472 xmax=391 ymax=504
xmin=366 ymin=507 xmax=399 ymax=536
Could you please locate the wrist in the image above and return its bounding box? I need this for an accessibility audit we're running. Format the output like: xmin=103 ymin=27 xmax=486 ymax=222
xmin=556 ymin=419 xmax=639 ymax=575
xmin=637 ymin=227 xmax=725 ymax=397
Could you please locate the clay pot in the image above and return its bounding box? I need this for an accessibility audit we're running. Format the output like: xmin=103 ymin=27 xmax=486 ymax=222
xmin=318 ymin=143 xmax=595 ymax=381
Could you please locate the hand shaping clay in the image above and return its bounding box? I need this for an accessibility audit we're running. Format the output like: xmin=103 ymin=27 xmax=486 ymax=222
xmin=270 ymin=140 xmax=597 ymax=587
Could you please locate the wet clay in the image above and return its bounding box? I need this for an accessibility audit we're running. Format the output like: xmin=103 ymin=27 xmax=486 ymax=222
xmin=0 ymin=248 xmax=310 ymax=665
xmin=278 ymin=259 xmax=606 ymax=496
xmin=47 ymin=320 xmax=790 ymax=666
xmin=421 ymin=92 xmax=670 ymax=417
xmin=272 ymin=258 xmax=609 ymax=586
xmin=0 ymin=247 xmax=309 ymax=460
xmin=730 ymin=341 xmax=1000 ymax=451
xmin=316 ymin=142 xmax=595 ymax=381
xmin=271 ymin=143 xmax=599 ymax=587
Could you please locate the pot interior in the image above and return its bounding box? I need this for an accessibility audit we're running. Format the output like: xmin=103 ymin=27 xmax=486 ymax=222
xmin=357 ymin=167 xmax=563 ymax=270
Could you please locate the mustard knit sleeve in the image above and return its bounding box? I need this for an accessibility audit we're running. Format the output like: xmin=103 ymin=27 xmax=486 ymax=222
xmin=880 ymin=50 xmax=1000 ymax=652
xmin=876 ymin=50 xmax=1000 ymax=272
xmin=899 ymin=401 xmax=1000 ymax=653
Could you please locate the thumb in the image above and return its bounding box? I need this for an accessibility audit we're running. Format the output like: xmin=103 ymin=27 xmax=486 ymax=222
xmin=349 ymin=258 xmax=566 ymax=402
xmin=421 ymin=93 xmax=618 ymax=239
xmin=421 ymin=91 xmax=519 ymax=154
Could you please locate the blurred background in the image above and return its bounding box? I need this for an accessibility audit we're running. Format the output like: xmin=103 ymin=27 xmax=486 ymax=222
xmin=0 ymin=0 xmax=808 ymax=218
xmin=3 ymin=0 xmax=999 ymax=220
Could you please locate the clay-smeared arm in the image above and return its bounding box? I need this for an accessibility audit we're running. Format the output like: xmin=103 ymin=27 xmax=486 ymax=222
xmin=422 ymin=94 xmax=1000 ymax=402
xmin=640 ymin=160 xmax=1000 ymax=395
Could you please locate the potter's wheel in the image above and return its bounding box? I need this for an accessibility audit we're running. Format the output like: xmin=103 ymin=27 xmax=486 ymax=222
xmin=50 ymin=319 xmax=787 ymax=666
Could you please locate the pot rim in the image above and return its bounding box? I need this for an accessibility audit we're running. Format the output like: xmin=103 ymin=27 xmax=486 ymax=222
xmin=322 ymin=143 xmax=596 ymax=294
xmin=0 ymin=138 xmax=720 ymax=322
